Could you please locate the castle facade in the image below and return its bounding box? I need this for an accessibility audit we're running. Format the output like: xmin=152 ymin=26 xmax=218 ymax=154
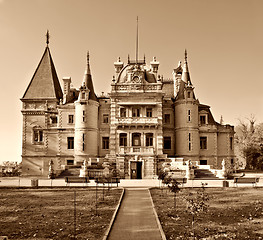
xmin=21 ymin=38 xmax=235 ymax=178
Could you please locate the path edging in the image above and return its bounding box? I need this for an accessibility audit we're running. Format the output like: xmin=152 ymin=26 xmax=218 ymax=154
xmin=102 ymin=187 xmax=125 ymax=240
xmin=148 ymin=189 xmax=167 ymax=240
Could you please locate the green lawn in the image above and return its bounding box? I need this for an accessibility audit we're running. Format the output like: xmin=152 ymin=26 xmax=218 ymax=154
xmin=0 ymin=187 xmax=122 ymax=240
xmin=150 ymin=187 xmax=263 ymax=240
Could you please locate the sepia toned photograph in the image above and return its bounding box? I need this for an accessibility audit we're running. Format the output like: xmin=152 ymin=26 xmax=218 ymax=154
xmin=0 ymin=0 xmax=262 ymax=239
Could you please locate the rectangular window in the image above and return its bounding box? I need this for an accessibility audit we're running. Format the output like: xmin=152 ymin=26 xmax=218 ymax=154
xmin=50 ymin=116 xmax=57 ymax=124
xmin=188 ymin=133 xmax=191 ymax=151
xmin=103 ymin=114 xmax=109 ymax=123
xmin=119 ymin=133 xmax=127 ymax=146
xmin=200 ymin=160 xmax=207 ymax=165
xmin=67 ymin=160 xmax=74 ymax=165
xmin=82 ymin=134 xmax=85 ymax=151
xmin=200 ymin=115 xmax=206 ymax=125
xmin=164 ymin=114 xmax=171 ymax=124
xmin=102 ymin=137 xmax=109 ymax=149
xmin=230 ymin=137 xmax=233 ymax=150
xmin=163 ymin=137 xmax=171 ymax=150
xmin=188 ymin=110 xmax=191 ymax=122
xmin=83 ymin=111 xmax=86 ymax=122
xmin=146 ymin=133 xmax=153 ymax=146
xmin=132 ymin=108 xmax=140 ymax=117
xmin=67 ymin=137 xmax=74 ymax=149
xmin=187 ymin=91 xmax=191 ymax=98
xmin=200 ymin=137 xmax=207 ymax=150
xmin=33 ymin=129 xmax=43 ymax=143
xmin=68 ymin=115 xmax=74 ymax=124
xmin=120 ymin=108 xmax=126 ymax=117
xmin=146 ymin=108 xmax=152 ymax=117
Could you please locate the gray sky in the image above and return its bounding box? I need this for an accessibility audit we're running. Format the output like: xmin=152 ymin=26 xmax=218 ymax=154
xmin=0 ymin=0 xmax=262 ymax=163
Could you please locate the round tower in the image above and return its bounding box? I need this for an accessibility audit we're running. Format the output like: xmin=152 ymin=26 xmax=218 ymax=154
xmin=74 ymin=52 xmax=99 ymax=164
xmin=174 ymin=50 xmax=199 ymax=162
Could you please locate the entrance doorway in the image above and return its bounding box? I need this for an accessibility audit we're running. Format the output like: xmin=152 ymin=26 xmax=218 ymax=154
xmin=130 ymin=161 xmax=142 ymax=179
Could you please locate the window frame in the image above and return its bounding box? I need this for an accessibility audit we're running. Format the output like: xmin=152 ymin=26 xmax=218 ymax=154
xmin=103 ymin=114 xmax=109 ymax=124
xmin=68 ymin=114 xmax=74 ymax=124
xmin=200 ymin=136 xmax=207 ymax=150
xmin=119 ymin=133 xmax=127 ymax=146
xmin=146 ymin=108 xmax=153 ymax=118
xmin=102 ymin=137 xmax=109 ymax=150
xmin=164 ymin=114 xmax=171 ymax=124
xmin=67 ymin=137 xmax=74 ymax=149
xmin=33 ymin=128 xmax=43 ymax=144
xmin=146 ymin=133 xmax=153 ymax=147
xmin=163 ymin=136 xmax=171 ymax=150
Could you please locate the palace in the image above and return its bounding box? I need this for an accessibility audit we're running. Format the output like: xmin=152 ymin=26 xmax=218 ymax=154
xmin=21 ymin=35 xmax=235 ymax=178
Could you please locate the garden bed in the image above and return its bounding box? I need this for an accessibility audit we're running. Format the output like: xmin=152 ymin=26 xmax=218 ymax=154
xmin=150 ymin=187 xmax=263 ymax=239
xmin=0 ymin=187 xmax=122 ymax=239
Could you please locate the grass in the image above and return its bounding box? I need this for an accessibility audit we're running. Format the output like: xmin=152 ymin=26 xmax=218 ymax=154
xmin=0 ymin=187 xmax=122 ymax=240
xmin=150 ymin=187 xmax=263 ymax=240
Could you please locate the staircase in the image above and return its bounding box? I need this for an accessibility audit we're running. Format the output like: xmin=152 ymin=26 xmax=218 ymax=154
xmin=194 ymin=168 xmax=218 ymax=179
xmin=58 ymin=166 xmax=81 ymax=178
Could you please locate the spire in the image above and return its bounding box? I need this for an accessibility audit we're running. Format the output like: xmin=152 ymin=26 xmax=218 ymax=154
xmin=182 ymin=49 xmax=192 ymax=86
xmin=81 ymin=52 xmax=97 ymax=101
xmin=85 ymin=51 xmax=91 ymax=75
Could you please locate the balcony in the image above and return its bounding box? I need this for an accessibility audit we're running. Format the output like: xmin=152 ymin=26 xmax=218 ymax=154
xmin=119 ymin=146 xmax=154 ymax=155
xmin=117 ymin=117 xmax=158 ymax=125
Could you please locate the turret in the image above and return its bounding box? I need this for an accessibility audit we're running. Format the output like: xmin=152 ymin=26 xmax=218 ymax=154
xmin=174 ymin=50 xmax=199 ymax=162
xmin=74 ymin=52 xmax=99 ymax=164
xmin=114 ymin=57 xmax=124 ymax=78
xmin=150 ymin=57 xmax=159 ymax=77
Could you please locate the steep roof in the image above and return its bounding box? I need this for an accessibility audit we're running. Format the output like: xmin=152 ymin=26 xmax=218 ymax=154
xmin=181 ymin=49 xmax=192 ymax=86
xmin=81 ymin=52 xmax=97 ymax=102
xmin=22 ymin=46 xmax=63 ymax=100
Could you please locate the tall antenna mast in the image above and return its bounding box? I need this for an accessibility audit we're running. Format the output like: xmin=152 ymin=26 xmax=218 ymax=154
xmin=136 ymin=16 xmax=139 ymax=63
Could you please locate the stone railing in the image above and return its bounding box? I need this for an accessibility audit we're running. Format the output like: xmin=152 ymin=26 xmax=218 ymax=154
xmin=118 ymin=146 xmax=154 ymax=154
xmin=117 ymin=117 xmax=158 ymax=124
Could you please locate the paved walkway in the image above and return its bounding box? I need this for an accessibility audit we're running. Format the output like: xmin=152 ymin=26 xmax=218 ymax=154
xmin=107 ymin=188 xmax=163 ymax=240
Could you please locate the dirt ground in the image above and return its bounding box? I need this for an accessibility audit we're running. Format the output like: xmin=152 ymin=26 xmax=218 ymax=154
xmin=150 ymin=187 xmax=263 ymax=240
xmin=0 ymin=187 xmax=122 ymax=240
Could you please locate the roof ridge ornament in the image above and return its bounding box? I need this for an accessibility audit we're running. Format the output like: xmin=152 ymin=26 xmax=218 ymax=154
xmin=46 ymin=30 xmax=50 ymax=45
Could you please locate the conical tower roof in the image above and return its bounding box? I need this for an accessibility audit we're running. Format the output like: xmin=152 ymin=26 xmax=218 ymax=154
xmin=81 ymin=52 xmax=97 ymax=101
xmin=22 ymin=45 xmax=63 ymax=100
xmin=181 ymin=49 xmax=192 ymax=86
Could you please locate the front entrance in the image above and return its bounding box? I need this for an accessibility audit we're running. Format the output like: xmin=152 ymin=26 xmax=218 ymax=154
xmin=130 ymin=161 xmax=142 ymax=179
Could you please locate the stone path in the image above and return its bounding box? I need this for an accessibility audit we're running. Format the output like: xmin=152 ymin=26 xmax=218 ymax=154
xmin=107 ymin=188 xmax=164 ymax=240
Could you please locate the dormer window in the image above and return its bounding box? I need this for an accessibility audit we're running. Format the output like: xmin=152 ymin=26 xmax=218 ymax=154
xmin=200 ymin=114 xmax=208 ymax=125
xmin=187 ymin=91 xmax=191 ymax=98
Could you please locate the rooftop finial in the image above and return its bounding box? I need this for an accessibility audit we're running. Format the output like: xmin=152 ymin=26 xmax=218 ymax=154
xmin=184 ymin=49 xmax=187 ymax=62
xmin=87 ymin=51 xmax=90 ymax=64
xmin=46 ymin=30 xmax=50 ymax=45
xmin=128 ymin=54 xmax=130 ymax=63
